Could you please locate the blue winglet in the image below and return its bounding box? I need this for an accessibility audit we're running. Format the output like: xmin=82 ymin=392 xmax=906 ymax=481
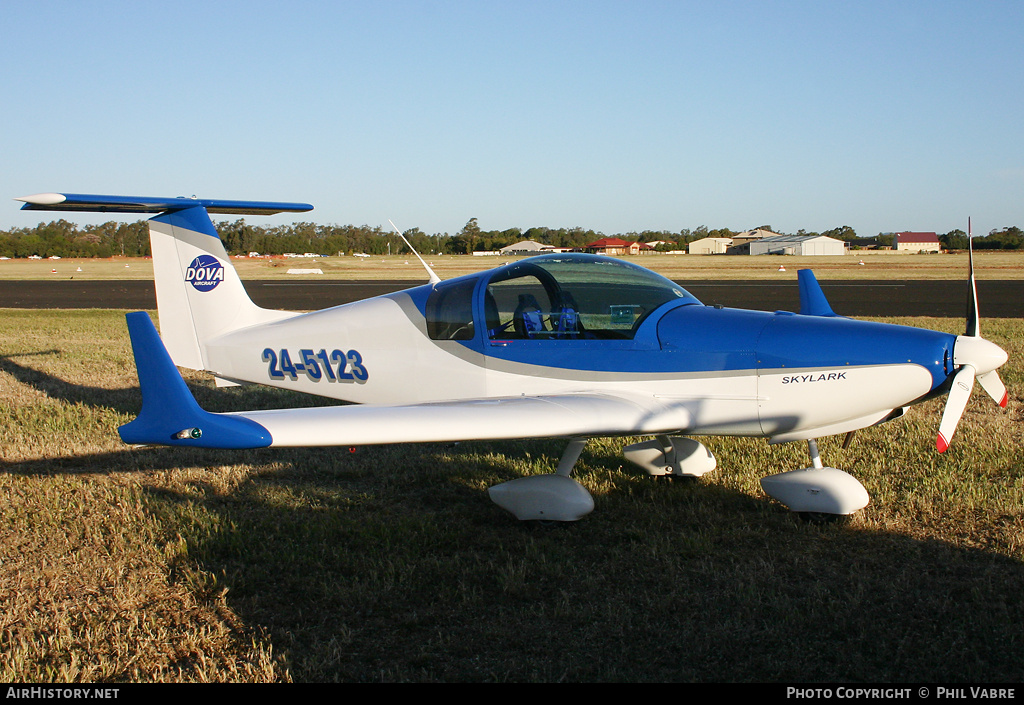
xmin=118 ymin=312 xmax=272 ymax=449
xmin=797 ymin=269 xmax=838 ymax=317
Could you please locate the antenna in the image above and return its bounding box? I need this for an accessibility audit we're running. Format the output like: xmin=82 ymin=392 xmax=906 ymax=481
xmin=389 ymin=219 xmax=441 ymax=285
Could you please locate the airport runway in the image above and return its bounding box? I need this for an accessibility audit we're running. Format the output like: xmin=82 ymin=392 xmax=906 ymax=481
xmin=1 ymin=279 xmax=1022 ymax=317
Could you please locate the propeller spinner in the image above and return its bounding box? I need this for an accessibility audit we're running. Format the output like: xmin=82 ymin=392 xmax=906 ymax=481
xmin=936 ymin=220 xmax=1009 ymax=452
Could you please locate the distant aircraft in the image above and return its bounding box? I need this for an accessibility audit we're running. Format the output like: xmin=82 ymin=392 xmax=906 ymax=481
xmin=15 ymin=193 xmax=1009 ymax=522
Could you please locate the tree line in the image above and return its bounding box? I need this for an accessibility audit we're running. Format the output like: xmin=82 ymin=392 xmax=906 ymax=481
xmin=1 ymin=218 xmax=1021 ymax=259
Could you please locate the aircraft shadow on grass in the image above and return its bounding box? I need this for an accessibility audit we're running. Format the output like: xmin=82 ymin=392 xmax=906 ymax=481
xmin=0 ymin=351 xmax=142 ymax=416
xmin=135 ymin=427 xmax=1024 ymax=681
xmin=0 ymin=352 xmax=337 ymax=477
xmin=0 ymin=349 xmax=337 ymax=416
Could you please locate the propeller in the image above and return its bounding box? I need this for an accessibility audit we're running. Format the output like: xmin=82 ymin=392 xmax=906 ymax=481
xmin=936 ymin=219 xmax=1009 ymax=452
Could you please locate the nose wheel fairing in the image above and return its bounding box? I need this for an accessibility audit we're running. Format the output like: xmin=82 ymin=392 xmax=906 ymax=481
xmin=759 ymin=440 xmax=870 ymax=516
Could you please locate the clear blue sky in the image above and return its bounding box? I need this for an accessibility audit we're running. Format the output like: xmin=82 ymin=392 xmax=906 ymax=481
xmin=3 ymin=1 xmax=1022 ymax=239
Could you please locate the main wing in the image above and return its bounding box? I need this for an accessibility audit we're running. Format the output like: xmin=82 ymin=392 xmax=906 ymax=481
xmin=118 ymin=312 xmax=692 ymax=449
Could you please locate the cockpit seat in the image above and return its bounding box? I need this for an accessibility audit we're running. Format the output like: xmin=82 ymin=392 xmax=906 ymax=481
xmin=553 ymin=292 xmax=582 ymax=337
xmin=513 ymin=294 xmax=547 ymax=338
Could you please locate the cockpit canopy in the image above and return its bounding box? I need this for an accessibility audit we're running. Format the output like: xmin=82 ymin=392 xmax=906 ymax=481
xmin=426 ymin=253 xmax=699 ymax=341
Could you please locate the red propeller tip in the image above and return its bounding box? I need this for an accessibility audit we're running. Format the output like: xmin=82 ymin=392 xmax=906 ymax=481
xmin=936 ymin=434 xmax=950 ymax=453
xmin=999 ymin=392 xmax=1008 ymax=408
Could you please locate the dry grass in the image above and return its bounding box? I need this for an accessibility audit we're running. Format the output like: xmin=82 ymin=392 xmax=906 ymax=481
xmin=1 ymin=309 xmax=1021 ymax=682
xmin=0 ymin=311 xmax=284 ymax=681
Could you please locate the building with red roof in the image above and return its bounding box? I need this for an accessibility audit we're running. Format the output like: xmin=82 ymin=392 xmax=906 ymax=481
xmin=584 ymin=238 xmax=654 ymax=255
xmin=893 ymin=232 xmax=941 ymax=253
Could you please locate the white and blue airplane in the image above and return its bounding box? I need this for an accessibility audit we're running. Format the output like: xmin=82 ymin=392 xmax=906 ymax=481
xmin=15 ymin=193 xmax=1010 ymax=522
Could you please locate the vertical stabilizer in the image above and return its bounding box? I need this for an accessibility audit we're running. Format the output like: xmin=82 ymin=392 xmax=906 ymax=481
xmin=148 ymin=206 xmax=295 ymax=369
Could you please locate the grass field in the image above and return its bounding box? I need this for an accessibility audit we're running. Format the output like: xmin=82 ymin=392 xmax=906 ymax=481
xmin=2 ymin=250 xmax=1024 ymax=282
xmin=1 ymin=309 xmax=1021 ymax=682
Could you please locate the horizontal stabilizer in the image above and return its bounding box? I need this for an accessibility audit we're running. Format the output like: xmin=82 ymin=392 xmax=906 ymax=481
xmin=15 ymin=193 xmax=312 ymax=216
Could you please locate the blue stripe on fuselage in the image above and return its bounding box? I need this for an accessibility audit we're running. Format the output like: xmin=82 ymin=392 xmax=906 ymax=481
xmin=400 ymin=272 xmax=955 ymax=391
xmin=470 ymin=304 xmax=955 ymax=388
xmin=479 ymin=304 xmax=764 ymax=374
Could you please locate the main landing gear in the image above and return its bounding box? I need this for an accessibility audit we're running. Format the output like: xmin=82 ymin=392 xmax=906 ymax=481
xmin=487 ymin=439 xmax=595 ymax=522
xmin=487 ymin=436 xmax=869 ymax=522
xmin=487 ymin=435 xmax=717 ymax=522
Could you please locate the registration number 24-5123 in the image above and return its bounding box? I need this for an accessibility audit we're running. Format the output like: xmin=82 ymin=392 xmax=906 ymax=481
xmin=262 ymin=348 xmax=368 ymax=382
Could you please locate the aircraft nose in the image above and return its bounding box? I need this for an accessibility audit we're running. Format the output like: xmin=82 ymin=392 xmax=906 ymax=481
xmin=953 ymin=335 xmax=1008 ymax=376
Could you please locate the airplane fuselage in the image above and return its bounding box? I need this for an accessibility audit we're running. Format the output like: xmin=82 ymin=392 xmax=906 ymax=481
xmin=203 ymin=255 xmax=956 ymax=442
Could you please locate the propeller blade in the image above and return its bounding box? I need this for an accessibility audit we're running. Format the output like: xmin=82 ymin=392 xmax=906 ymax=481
xmin=977 ymin=369 xmax=1008 ymax=408
xmin=966 ymin=218 xmax=980 ymax=337
xmin=936 ymin=221 xmax=1009 ymax=452
xmin=937 ymin=365 xmax=976 ymax=453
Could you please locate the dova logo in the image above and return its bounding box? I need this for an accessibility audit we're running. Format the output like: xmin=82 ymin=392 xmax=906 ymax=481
xmin=185 ymin=255 xmax=225 ymax=291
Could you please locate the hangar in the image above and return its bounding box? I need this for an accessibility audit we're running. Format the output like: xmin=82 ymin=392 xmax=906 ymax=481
xmin=499 ymin=240 xmax=557 ymax=255
xmin=749 ymin=235 xmax=846 ymax=256
xmin=687 ymin=237 xmax=733 ymax=255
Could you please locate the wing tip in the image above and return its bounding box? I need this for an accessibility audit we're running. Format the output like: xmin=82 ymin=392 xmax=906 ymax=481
xmin=15 ymin=193 xmax=67 ymax=206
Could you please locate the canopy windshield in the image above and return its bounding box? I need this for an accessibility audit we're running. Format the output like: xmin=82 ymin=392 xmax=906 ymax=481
xmin=483 ymin=254 xmax=699 ymax=340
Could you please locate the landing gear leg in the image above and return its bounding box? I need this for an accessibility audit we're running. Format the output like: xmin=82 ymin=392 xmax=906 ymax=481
xmin=807 ymin=438 xmax=824 ymax=469
xmin=556 ymin=438 xmax=588 ymax=477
